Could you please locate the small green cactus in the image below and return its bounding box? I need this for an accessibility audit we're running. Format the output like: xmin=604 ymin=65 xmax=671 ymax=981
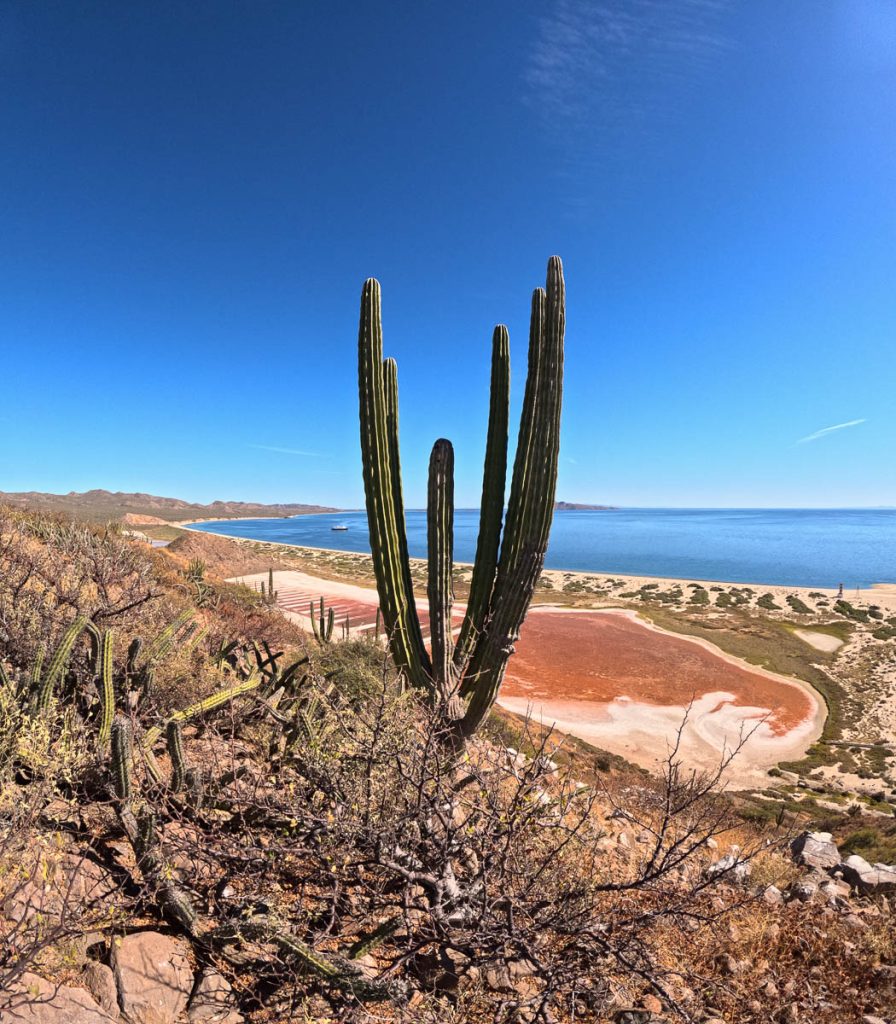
xmin=310 ymin=596 xmax=335 ymax=644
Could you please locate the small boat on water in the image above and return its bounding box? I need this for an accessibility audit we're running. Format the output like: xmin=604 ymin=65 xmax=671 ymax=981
xmin=331 ymin=525 xmax=349 ymax=531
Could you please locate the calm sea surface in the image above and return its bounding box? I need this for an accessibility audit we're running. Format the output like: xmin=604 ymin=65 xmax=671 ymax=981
xmin=188 ymin=508 xmax=896 ymax=589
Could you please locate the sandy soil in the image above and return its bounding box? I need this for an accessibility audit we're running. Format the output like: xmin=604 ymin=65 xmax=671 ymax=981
xmin=536 ymin=567 xmax=896 ymax=613
xmin=244 ymin=571 xmax=825 ymax=788
xmin=794 ymin=629 xmax=844 ymax=652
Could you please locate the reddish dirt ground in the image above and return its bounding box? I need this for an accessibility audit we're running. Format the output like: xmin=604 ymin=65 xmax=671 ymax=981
xmin=503 ymin=610 xmax=814 ymax=735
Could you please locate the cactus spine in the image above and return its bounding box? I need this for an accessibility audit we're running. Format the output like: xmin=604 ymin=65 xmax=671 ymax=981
xmin=357 ymin=257 xmax=564 ymax=738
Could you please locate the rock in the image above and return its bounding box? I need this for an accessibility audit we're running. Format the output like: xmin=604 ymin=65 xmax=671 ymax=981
xmin=112 ymin=932 xmax=193 ymax=1024
xmin=4 ymin=851 xmax=119 ymax=927
xmin=791 ymin=831 xmax=841 ymax=870
xmin=705 ymin=850 xmax=751 ymax=885
xmin=861 ymin=1017 xmax=887 ymax=1024
xmin=639 ymin=993 xmax=662 ymax=1013
xmin=790 ymin=879 xmax=818 ymax=903
xmin=83 ymin=962 xmax=120 ymax=1019
xmin=0 ymin=972 xmax=116 ymax=1024
xmin=762 ymin=884 xmax=784 ymax=906
xmin=837 ymin=855 xmax=896 ymax=896
xmin=188 ymin=968 xmax=243 ymax=1023
xmin=611 ymin=1010 xmax=651 ymax=1024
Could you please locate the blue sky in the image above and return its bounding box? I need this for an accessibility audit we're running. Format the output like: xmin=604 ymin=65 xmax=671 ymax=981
xmin=1 ymin=1 xmax=894 ymax=508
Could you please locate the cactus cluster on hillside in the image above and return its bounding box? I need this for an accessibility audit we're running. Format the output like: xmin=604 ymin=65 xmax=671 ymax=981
xmin=358 ymin=256 xmax=565 ymax=739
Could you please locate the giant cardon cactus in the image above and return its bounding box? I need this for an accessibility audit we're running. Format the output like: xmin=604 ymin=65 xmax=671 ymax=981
xmin=358 ymin=256 xmax=564 ymax=739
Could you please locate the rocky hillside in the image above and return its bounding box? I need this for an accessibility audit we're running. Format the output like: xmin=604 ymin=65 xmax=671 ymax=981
xmin=0 ymin=489 xmax=337 ymax=523
xmin=0 ymin=506 xmax=894 ymax=1024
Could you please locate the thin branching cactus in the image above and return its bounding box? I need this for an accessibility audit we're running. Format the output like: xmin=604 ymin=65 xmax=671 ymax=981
xmin=357 ymin=256 xmax=564 ymax=739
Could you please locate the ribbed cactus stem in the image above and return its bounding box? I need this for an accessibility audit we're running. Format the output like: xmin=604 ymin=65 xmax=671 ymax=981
xmin=358 ymin=279 xmax=431 ymax=690
xmin=144 ymin=609 xmax=193 ymax=666
xmin=166 ymin=719 xmax=187 ymax=792
xmin=141 ymin=675 xmax=262 ymax=752
xmin=111 ymin=716 xmax=133 ymax=802
xmin=427 ymin=439 xmax=455 ymax=698
xmin=30 ymin=645 xmax=45 ymax=694
xmin=97 ymin=629 xmax=116 ymax=747
xmin=460 ymin=257 xmax=564 ymax=734
xmin=356 ymin=256 xmax=565 ymax=739
xmin=326 ymin=606 xmax=335 ymax=641
xmin=34 ymin=616 xmax=87 ymax=715
xmin=454 ymin=326 xmax=510 ymax=673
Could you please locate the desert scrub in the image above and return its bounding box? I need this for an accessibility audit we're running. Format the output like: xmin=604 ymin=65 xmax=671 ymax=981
xmin=312 ymin=637 xmax=392 ymax=703
xmin=0 ymin=674 xmax=91 ymax=796
xmin=834 ymin=599 xmax=869 ymax=623
xmin=786 ymin=594 xmax=812 ymax=614
xmin=758 ymin=593 xmax=781 ymax=611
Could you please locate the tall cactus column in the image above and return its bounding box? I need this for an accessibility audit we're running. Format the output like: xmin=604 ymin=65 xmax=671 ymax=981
xmin=460 ymin=258 xmax=564 ymax=736
xmin=358 ymin=280 xmax=432 ymax=692
xmin=357 ymin=257 xmax=564 ymax=738
xmin=427 ymin=438 xmax=455 ymax=702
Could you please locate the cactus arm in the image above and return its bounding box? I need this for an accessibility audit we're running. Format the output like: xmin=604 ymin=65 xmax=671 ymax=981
xmin=34 ymin=615 xmax=88 ymax=714
xmin=358 ymin=279 xmax=431 ymax=689
xmin=143 ymin=609 xmax=193 ymax=666
xmin=166 ymin=719 xmax=187 ymax=792
xmin=427 ymin=439 xmax=455 ymax=698
xmin=310 ymin=600 xmax=321 ymax=641
xmin=97 ymin=629 xmax=116 ymax=747
xmin=111 ymin=716 xmax=133 ymax=803
xmin=31 ymin=645 xmax=45 ymax=690
xmin=460 ymin=257 xmax=564 ymax=733
xmin=454 ymin=326 xmax=510 ymax=672
xmin=142 ymin=675 xmax=262 ymax=752
xmin=326 ymin=606 xmax=334 ymax=642
xmin=383 ymin=357 xmax=429 ymax=664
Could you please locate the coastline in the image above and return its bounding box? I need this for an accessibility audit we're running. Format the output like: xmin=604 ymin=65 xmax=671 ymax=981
xmin=181 ymin=522 xmax=896 ymax=607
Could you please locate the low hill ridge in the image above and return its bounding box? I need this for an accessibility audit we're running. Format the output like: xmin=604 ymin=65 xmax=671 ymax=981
xmin=0 ymin=488 xmax=337 ymax=523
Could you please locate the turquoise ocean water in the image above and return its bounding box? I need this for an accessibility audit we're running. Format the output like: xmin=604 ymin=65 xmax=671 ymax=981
xmin=187 ymin=508 xmax=896 ymax=589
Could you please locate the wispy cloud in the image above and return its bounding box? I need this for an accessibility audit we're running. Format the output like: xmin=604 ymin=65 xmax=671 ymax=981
xmin=525 ymin=0 xmax=731 ymax=195
xmin=248 ymin=444 xmax=325 ymax=458
xmin=796 ymin=419 xmax=866 ymax=445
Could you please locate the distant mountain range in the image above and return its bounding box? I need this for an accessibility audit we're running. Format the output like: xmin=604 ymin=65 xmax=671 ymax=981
xmin=0 ymin=489 xmax=337 ymax=523
xmin=554 ymin=501 xmax=615 ymax=511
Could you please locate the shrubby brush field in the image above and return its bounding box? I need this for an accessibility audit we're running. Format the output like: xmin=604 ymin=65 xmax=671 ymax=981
xmin=0 ymin=506 xmax=894 ymax=1024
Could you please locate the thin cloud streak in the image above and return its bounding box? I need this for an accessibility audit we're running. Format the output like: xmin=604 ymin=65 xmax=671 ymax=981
xmin=796 ymin=419 xmax=866 ymax=444
xmin=524 ymin=0 xmax=731 ymax=198
xmin=248 ymin=444 xmax=325 ymax=458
